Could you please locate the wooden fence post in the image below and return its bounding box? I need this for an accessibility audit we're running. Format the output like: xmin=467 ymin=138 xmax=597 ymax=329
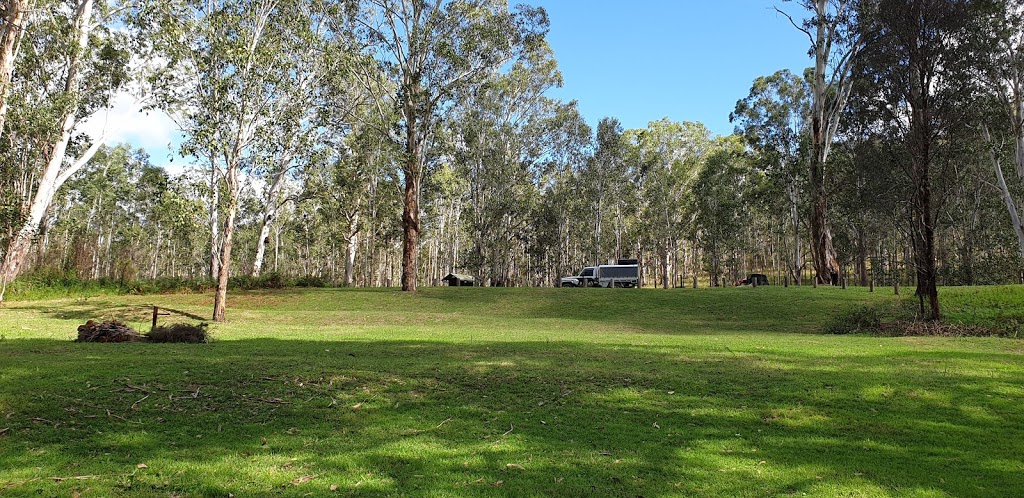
xmin=151 ymin=306 xmax=170 ymax=331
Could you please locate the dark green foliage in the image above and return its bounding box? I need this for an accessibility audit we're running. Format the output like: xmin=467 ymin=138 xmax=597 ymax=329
xmin=823 ymin=300 xmax=918 ymax=335
xmin=293 ymin=275 xmax=329 ymax=288
xmin=228 ymin=272 xmax=289 ymax=290
xmin=5 ymin=272 xmax=309 ymax=300
xmin=825 ymin=293 xmax=1023 ymax=337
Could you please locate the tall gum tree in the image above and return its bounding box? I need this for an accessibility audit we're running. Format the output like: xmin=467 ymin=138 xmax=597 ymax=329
xmin=630 ymin=119 xmax=711 ymax=288
xmin=585 ymin=118 xmax=630 ymax=264
xmin=0 ymin=0 xmax=129 ymax=301
xmin=145 ymin=0 xmax=323 ymax=320
xmin=979 ymin=1 xmax=1024 ymax=265
xmin=778 ymin=0 xmax=864 ymax=285
xmin=732 ymin=69 xmax=810 ymax=286
xmin=347 ymin=0 xmax=549 ymax=292
xmin=449 ymin=46 xmax=574 ymax=285
xmin=0 ymin=0 xmax=31 ymax=136
xmin=856 ymin=0 xmax=983 ymax=320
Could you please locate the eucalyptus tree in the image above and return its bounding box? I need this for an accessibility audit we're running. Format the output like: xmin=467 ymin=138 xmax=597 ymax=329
xmin=581 ymin=117 xmax=635 ymax=264
xmin=448 ymin=46 xmax=577 ymax=285
xmin=977 ymin=0 xmax=1024 ymax=263
xmin=345 ymin=0 xmax=549 ymax=292
xmin=44 ymin=143 xmax=135 ymax=279
xmin=41 ymin=143 xmax=207 ymax=280
xmin=689 ymin=136 xmax=751 ymax=287
xmin=532 ymin=103 xmax=591 ymax=282
xmin=0 ymin=0 xmax=130 ymax=301
xmin=248 ymin=2 xmax=368 ymax=279
xmin=0 ymin=0 xmax=30 ymax=136
xmin=301 ymin=123 xmax=393 ymax=286
xmin=630 ymin=119 xmax=711 ymax=288
xmin=854 ymin=0 xmax=987 ymax=319
xmin=524 ymin=102 xmax=590 ymax=283
xmin=778 ymin=0 xmax=864 ymax=285
xmin=145 ymin=0 xmax=342 ymax=320
xmin=732 ymin=69 xmax=809 ymax=285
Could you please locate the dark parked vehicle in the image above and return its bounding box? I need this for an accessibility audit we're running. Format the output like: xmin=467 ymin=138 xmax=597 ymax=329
xmin=738 ymin=274 xmax=769 ymax=286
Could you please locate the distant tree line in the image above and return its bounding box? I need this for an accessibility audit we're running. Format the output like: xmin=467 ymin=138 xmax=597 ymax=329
xmin=1 ymin=0 xmax=1022 ymax=322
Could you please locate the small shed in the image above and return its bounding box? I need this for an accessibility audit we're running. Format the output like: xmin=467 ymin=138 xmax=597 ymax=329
xmin=442 ymin=273 xmax=475 ymax=287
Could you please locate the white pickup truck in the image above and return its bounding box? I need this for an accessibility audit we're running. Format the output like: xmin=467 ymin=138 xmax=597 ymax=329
xmin=560 ymin=266 xmax=597 ymax=287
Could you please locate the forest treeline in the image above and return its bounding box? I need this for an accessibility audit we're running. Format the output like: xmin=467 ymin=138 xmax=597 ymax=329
xmin=1 ymin=0 xmax=1023 ymax=321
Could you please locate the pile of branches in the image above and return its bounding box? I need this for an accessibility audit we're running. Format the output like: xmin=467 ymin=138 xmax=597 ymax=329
xmin=76 ymin=321 xmax=209 ymax=343
xmin=76 ymin=320 xmax=142 ymax=342
xmin=825 ymin=301 xmax=1021 ymax=338
xmin=147 ymin=323 xmax=209 ymax=343
xmin=886 ymin=320 xmax=1017 ymax=338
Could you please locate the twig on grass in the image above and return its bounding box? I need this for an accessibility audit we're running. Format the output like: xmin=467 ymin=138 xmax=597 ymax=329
xmin=130 ymin=395 xmax=150 ymax=410
xmin=401 ymin=417 xmax=453 ymax=436
xmin=0 ymin=427 xmax=9 ymax=436
xmin=103 ymin=410 xmax=141 ymax=424
xmin=503 ymin=424 xmax=515 ymax=436
xmin=3 ymin=475 xmax=101 ymax=489
xmin=51 ymin=475 xmax=100 ymax=482
xmin=168 ymin=387 xmax=202 ymax=401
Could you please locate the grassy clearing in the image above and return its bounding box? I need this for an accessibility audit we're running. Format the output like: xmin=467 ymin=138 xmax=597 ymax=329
xmin=1 ymin=286 xmax=1023 ymax=497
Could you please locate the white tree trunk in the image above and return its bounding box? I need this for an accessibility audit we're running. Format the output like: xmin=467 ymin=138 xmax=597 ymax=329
xmin=1014 ymin=63 xmax=1024 ymax=178
xmin=151 ymin=230 xmax=161 ymax=279
xmin=344 ymin=220 xmax=359 ymax=287
xmin=251 ymin=154 xmax=294 ymax=277
xmin=788 ymin=182 xmax=802 ymax=285
xmin=208 ymin=161 xmax=220 ymax=281
xmin=0 ymin=0 xmax=30 ymax=137
xmin=0 ymin=0 xmax=100 ymax=300
xmin=984 ymin=125 xmax=1024 ymax=261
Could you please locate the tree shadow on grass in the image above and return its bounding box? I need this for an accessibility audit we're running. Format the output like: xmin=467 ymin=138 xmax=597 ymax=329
xmin=0 ymin=338 xmax=1022 ymax=496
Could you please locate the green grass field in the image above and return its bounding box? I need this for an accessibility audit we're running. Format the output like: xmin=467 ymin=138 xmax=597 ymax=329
xmin=1 ymin=286 xmax=1023 ymax=497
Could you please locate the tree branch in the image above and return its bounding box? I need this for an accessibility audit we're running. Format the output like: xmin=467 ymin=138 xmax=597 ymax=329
xmin=774 ymin=6 xmax=814 ymax=47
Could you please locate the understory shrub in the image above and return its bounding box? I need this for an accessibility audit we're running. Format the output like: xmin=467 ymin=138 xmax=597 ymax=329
xmin=294 ymin=275 xmax=329 ymax=287
xmin=5 ymin=271 xmax=318 ymax=300
xmin=824 ymin=298 xmax=1020 ymax=337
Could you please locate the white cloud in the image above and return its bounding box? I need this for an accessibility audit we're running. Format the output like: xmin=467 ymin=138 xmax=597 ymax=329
xmin=78 ymin=92 xmax=185 ymax=169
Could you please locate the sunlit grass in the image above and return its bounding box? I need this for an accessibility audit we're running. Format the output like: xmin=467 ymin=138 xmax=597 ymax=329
xmin=0 ymin=286 xmax=1022 ymax=496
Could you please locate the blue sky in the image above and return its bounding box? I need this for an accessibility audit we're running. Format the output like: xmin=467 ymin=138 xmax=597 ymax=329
xmin=541 ymin=0 xmax=813 ymax=135
xmin=85 ymin=1 xmax=816 ymax=168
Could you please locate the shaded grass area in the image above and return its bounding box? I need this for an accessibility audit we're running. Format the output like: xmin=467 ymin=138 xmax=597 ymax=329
xmin=1 ymin=286 xmax=1023 ymax=496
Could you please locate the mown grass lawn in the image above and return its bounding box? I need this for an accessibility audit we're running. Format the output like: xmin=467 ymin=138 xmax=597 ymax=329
xmin=1 ymin=286 xmax=1023 ymax=497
